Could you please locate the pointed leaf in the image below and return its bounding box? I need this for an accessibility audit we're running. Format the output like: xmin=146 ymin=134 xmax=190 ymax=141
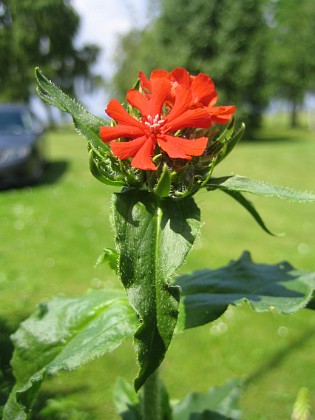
xmin=3 ymin=290 xmax=137 ymax=420
xmin=222 ymin=189 xmax=276 ymax=236
xmin=35 ymin=68 xmax=133 ymax=187
xmin=95 ymin=247 xmax=119 ymax=272
xmin=177 ymin=251 xmax=315 ymax=329
xmin=207 ymin=175 xmax=315 ymax=202
xmin=113 ymin=190 xmax=200 ymax=390
xmin=172 ymin=378 xmax=243 ymax=420
xmin=35 ymin=68 xmax=106 ymax=152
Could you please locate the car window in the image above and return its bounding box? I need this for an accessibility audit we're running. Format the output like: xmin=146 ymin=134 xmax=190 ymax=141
xmin=0 ymin=110 xmax=32 ymax=134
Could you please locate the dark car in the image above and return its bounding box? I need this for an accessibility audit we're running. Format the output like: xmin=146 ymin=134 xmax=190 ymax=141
xmin=0 ymin=104 xmax=46 ymax=188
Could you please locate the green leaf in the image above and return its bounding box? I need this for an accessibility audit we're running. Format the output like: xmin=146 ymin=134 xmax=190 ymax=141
xmin=35 ymin=68 xmax=130 ymax=187
xmin=3 ymin=290 xmax=137 ymax=420
xmin=172 ymin=378 xmax=243 ymax=420
xmin=113 ymin=378 xmax=141 ymax=420
xmin=113 ymin=190 xmax=200 ymax=390
xmin=207 ymin=175 xmax=315 ymax=202
xmin=95 ymin=248 xmax=119 ymax=272
xmin=177 ymin=251 xmax=315 ymax=329
xmin=35 ymin=68 xmax=106 ymax=152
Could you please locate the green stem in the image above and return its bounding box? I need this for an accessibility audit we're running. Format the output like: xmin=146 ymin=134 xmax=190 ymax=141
xmin=141 ymin=369 xmax=161 ymax=420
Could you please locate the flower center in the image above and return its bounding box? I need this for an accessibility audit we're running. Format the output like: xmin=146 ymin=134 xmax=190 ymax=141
xmin=144 ymin=114 xmax=165 ymax=134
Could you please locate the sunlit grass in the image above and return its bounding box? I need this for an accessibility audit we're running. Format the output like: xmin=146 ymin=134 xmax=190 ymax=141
xmin=1 ymin=123 xmax=315 ymax=419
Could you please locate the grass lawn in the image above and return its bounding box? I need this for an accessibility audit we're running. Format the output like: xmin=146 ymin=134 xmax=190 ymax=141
xmin=1 ymin=123 xmax=315 ymax=419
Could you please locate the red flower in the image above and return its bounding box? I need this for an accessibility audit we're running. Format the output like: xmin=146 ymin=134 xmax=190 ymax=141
xmin=100 ymin=77 xmax=212 ymax=171
xmin=139 ymin=68 xmax=236 ymax=125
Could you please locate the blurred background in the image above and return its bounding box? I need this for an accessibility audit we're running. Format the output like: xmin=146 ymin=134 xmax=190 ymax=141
xmin=1 ymin=0 xmax=315 ymax=419
xmin=1 ymin=0 xmax=315 ymax=130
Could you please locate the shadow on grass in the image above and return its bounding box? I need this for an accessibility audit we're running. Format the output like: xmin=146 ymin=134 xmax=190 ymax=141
xmin=0 ymin=160 xmax=68 ymax=192
xmin=244 ymin=126 xmax=315 ymax=143
xmin=41 ymin=160 xmax=68 ymax=185
xmin=248 ymin=135 xmax=294 ymax=143
xmin=245 ymin=324 xmax=315 ymax=386
xmin=248 ymin=134 xmax=307 ymax=143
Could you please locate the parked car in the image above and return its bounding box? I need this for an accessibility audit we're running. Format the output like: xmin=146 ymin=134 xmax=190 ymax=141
xmin=0 ymin=104 xmax=46 ymax=188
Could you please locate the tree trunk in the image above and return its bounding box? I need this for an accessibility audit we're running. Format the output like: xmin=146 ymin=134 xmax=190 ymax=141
xmin=290 ymin=100 xmax=299 ymax=128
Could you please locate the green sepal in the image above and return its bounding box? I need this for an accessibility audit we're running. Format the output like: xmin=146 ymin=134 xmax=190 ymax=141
xmin=215 ymin=121 xmax=245 ymax=165
xmin=88 ymin=148 xmax=125 ymax=187
xmin=113 ymin=190 xmax=200 ymax=391
xmin=153 ymin=164 xmax=171 ymax=198
xmin=199 ymin=120 xmax=245 ymax=190
xmin=177 ymin=251 xmax=315 ymax=330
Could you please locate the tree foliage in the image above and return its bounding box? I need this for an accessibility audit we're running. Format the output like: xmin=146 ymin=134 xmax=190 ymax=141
xmin=0 ymin=0 xmax=100 ymax=103
xmin=266 ymin=0 xmax=315 ymax=126
xmin=113 ymin=0 xmax=270 ymax=131
xmin=113 ymin=0 xmax=315 ymax=130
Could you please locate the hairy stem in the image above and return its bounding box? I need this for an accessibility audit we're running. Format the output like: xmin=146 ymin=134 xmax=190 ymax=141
xmin=141 ymin=369 xmax=161 ymax=420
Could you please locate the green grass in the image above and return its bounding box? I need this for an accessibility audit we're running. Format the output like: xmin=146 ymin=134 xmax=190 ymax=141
xmin=1 ymin=124 xmax=315 ymax=419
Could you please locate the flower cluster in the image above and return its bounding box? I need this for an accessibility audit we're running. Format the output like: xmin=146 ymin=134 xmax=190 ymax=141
xmin=100 ymin=68 xmax=236 ymax=171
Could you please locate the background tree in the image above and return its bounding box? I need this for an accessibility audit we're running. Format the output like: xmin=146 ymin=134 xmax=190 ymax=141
xmin=113 ymin=0 xmax=270 ymax=132
xmin=266 ymin=0 xmax=315 ymax=127
xmin=0 ymin=0 xmax=100 ymax=111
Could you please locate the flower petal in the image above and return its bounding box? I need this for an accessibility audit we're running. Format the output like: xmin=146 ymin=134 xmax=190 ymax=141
xmin=166 ymin=85 xmax=192 ymax=121
xmin=157 ymin=135 xmax=190 ymax=159
xmin=138 ymin=71 xmax=151 ymax=93
xmin=110 ymin=135 xmax=147 ymax=159
xmin=131 ymin=136 xmax=157 ymax=170
xmin=138 ymin=71 xmax=151 ymax=90
xmin=148 ymin=78 xmax=171 ymax=117
xmin=100 ymin=125 xmax=144 ymax=142
xmin=191 ymin=73 xmax=217 ymax=106
xmin=159 ymin=135 xmax=208 ymax=158
xmin=106 ymin=99 xmax=143 ymax=129
xmin=150 ymin=69 xmax=171 ymax=80
xmin=127 ymin=89 xmax=149 ymax=116
xmin=165 ymin=108 xmax=212 ymax=132
xmin=170 ymin=68 xmax=191 ymax=87
xmin=208 ymin=105 xmax=236 ymax=124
